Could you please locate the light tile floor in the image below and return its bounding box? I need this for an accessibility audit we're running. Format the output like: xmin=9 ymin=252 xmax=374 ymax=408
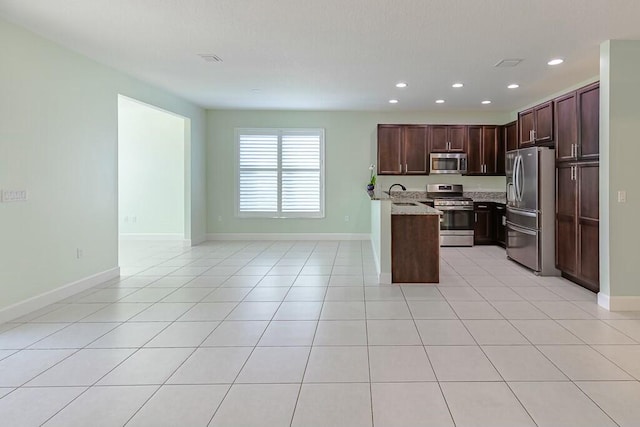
xmin=1 ymin=240 xmax=640 ymax=426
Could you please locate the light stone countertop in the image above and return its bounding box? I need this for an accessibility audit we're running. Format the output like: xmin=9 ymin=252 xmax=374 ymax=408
xmin=390 ymin=202 xmax=442 ymax=216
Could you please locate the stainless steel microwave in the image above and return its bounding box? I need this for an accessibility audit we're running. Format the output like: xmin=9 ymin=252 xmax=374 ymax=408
xmin=429 ymin=152 xmax=467 ymax=174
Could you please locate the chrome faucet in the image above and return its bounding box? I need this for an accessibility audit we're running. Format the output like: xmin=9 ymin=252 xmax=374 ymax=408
xmin=388 ymin=183 xmax=407 ymax=194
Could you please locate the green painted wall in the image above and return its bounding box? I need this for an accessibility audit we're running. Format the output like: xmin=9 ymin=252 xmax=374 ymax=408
xmin=207 ymin=109 xmax=509 ymax=234
xmin=600 ymin=40 xmax=640 ymax=298
xmin=118 ymin=96 xmax=185 ymax=236
xmin=0 ymin=19 xmax=206 ymax=311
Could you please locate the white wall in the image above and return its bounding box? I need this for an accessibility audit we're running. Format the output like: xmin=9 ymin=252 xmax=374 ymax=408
xmin=599 ymin=40 xmax=640 ymax=308
xmin=118 ymin=96 xmax=185 ymax=237
xmin=0 ymin=19 xmax=206 ymax=315
xmin=207 ymin=109 xmax=510 ymax=235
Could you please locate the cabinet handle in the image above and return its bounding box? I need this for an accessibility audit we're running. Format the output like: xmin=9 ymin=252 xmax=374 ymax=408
xmin=477 ymin=205 xmax=488 ymax=208
xmin=532 ymin=129 xmax=536 ymax=141
xmin=405 ymin=163 xmax=408 ymax=173
xmin=399 ymin=163 xmax=402 ymax=173
xmin=475 ymin=213 xmax=478 ymax=222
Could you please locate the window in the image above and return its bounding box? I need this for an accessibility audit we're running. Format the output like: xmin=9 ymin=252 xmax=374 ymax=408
xmin=236 ymin=128 xmax=325 ymax=218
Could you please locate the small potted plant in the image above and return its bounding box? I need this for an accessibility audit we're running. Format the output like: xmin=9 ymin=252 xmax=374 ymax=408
xmin=367 ymin=164 xmax=376 ymax=191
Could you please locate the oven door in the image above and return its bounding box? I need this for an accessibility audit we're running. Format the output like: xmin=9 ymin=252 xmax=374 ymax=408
xmin=438 ymin=207 xmax=474 ymax=231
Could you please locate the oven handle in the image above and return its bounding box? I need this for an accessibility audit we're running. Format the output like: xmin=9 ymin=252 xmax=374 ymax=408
xmin=435 ymin=206 xmax=474 ymax=211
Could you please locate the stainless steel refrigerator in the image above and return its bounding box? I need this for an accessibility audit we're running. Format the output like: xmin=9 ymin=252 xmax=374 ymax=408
xmin=505 ymin=146 xmax=559 ymax=275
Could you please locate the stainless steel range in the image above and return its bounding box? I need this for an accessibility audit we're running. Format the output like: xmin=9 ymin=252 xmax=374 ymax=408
xmin=427 ymin=184 xmax=474 ymax=247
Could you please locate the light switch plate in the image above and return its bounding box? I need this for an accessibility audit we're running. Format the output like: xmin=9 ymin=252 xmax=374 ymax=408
xmin=618 ymin=190 xmax=627 ymax=203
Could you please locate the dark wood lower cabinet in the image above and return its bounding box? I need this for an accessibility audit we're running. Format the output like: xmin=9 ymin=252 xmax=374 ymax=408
xmin=495 ymin=204 xmax=506 ymax=247
xmin=555 ymin=162 xmax=599 ymax=292
xmin=391 ymin=215 xmax=440 ymax=283
xmin=474 ymin=202 xmax=495 ymax=245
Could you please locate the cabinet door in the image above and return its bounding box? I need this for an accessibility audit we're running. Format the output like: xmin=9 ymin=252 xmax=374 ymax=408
xmin=555 ymin=93 xmax=577 ymax=161
xmin=534 ymin=101 xmax=554 ymax=143
xmin=495 ymin=204 xmax=506 ymax=246
xmin=403 ymin=126 xmax=428 ymax=174
xmin=578 ymin=83 xmax=600 ymax=160
xmin=466 ymin=126 xmax=483 ymax=174
xmin=505 ymin=121 xmax=518 ymax=152
xmin=518 ymin=110 xmax=535 ymax=146
xmin=377 ymin=125 xmax=402 ymax=175
xmin=482 ymin=126 xmax=498 ymax=174
xmin=474 ymin=203 xmax=494 ymax=244
xmin=448 ymin=126 xmax=467 ymax=152
xmin=496 ymin=125 xmax=506 ymax=175
xmin=429 ymin=126 xmax=449 ymax=152
xmin=577 ymin=162 xmax=599 ymax=292
xmin=555 ymin=163 xmax=577 ymax=275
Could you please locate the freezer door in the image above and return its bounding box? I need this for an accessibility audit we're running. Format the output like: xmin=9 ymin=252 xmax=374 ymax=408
xmin=506 ymin=222 xmax=540 ymax=272
xmin=506 ymin=206 xmax=538 ymax=229
xmin=518 ymin=147 xmax=539 ymax=211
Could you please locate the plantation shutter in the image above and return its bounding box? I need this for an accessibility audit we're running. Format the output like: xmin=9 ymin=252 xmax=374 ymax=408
xmin=237 ymin=128 xmax=324 ymax=218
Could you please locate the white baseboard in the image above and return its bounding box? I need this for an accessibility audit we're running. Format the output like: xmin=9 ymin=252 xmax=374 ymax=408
xmin=119 ymin=233 xmax=186 ymax=241
xmin=189 ymin=235 xmax=207 ymax=246
xmin=378 ymin=272 xmax=392 ymax=285
xmin=206 ymin=233 xmax=370 ymax=241
xmin=598 ymin=293 xmax=640 ymax=311
xmin=0 ymin=267 xmax=120 ymax=324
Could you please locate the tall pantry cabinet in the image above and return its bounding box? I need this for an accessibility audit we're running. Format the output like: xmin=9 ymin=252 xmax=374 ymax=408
xmin=554 ymin=82 xmax=600 ymax=292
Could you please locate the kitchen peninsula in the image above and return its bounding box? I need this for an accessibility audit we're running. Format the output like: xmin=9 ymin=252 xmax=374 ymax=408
xmin=368 ymin=190 xmax=441 ymax=283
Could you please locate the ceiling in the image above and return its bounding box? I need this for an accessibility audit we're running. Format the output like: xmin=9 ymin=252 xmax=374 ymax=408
xmin=2 ymin=0 xmax=640 ymax=112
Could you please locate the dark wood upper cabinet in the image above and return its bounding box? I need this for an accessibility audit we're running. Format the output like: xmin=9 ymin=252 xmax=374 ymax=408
xmin=554 ymin=82 xmax=599 ymax=163
xmin=377 ymin=125 xmax=403 ymax=174
xmin=578 ymin=82 xmax=600 ymax=160
xmin=504 ymin=121 xmax=518 ymax=152
xmin=518 ymin=110 xmax=535 ymax=146
xmin=555 ymin=93 xmax=578 ymax=162
xmin=403 ymin=126 xmax=429 ymax=174
xmin=377 ymin=124 xmax=427 ymax=175
xmin=466 ymin=125 xmax=501 ymax=175
xmin=518 ymin=101 xmax=554 ymax=147
xmin=429 ymin=125 xmax=467 ymax=152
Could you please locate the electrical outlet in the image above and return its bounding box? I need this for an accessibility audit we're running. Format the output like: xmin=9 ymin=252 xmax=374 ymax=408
xmin=132 ymin=216 xmax=137 ymax=223
xmin=344 ymin=215 xmax=350 ymax=222
xmin=1 ymin=189 xmax=28 ymax=202
xmin=76 ymin=248 xmax=83 ymax=259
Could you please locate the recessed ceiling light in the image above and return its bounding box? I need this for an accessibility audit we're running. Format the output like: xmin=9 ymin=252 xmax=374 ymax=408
xmin=507 ymin=84 xmax=520 ymax=89
xmin=452 ymin=83 xmax=464 ymax=88
xmin=389 ymin=99 xmax=399 ymax=104
xmin=395 ymin=82 xmax=408 ymax=88
xmin=481 ymin=100 xmax=492 ymax=105
xmin=435 ymin=99 xmax=445 ymax=104
xmin=548 ymin=58 xmax=564 ymax=65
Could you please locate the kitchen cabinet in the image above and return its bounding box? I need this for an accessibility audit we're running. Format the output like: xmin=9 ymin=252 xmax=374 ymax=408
xmin=555 ymin=82 xmax=600 ymax=162
xmin=467 ymin=125 xmax=501 ymax=175
xmin=495 ymin=203 xmax=506 ymax=247
xmin=377 ymin=125 xmax=428 ymax=175
xmin=555 ymin=162 xmax=600 ymax=292
xmin=473 ymin=202 xmax=495 ymax=245
xmin=392 ymin=214 xmax=440 ymax=283
xmin=503 ymin=121 xmax=518 ymax=152
xmin=429 ymin=125 xmax=466 ymax=152
xmin=518 ymin=101 xmax=554 ymax=147
xmin=577 ymin=82 xmax=600 ymax=160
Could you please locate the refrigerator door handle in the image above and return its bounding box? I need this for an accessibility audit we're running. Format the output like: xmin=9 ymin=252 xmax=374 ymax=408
xmin=506 ymin=221 xmax=537 ymax=236
xmin=507 ymin=207 xmax=537 ymax=218
xmin=516 ymin=155 xmax=525 ymax=201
